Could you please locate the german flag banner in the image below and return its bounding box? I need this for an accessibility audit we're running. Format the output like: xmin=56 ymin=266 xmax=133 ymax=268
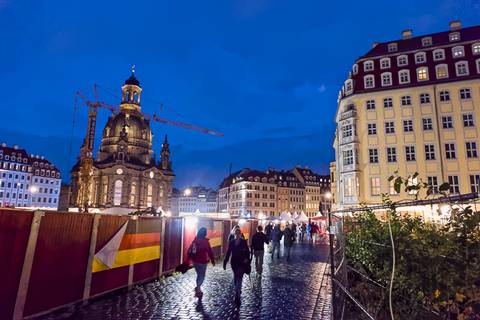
xmin=93 ymin=219 xmax=161 ymax=273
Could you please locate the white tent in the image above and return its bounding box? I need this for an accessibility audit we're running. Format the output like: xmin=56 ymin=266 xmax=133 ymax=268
xmin=292 ymin=212 xmax=299 ymax=220
xmin=280 ymin=211 xmax=293 ymax=221
xmin=295 ymin=212 xmax=309 ymax=223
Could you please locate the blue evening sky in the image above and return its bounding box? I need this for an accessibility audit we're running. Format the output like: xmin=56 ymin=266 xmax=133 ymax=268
xmin=0 ymin=0 xmax=478 ymax=188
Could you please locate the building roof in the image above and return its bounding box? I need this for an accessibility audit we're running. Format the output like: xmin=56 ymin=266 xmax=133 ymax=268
xmin=0 ymin=143 xmax=60 ymax=178
xmin=125 ymin=72 xmax=140 ymax=86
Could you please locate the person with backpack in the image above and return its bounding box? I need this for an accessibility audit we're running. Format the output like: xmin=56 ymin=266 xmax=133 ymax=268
xmin=188 ymin=227 xmax=215 ymax=298
xmin=283 ymin=224 xmax=295 ymax=260
xmin=250 ymin=225 xmax=269 ymax=274
xmin=223 ymin=227 xmax=251 ymax=304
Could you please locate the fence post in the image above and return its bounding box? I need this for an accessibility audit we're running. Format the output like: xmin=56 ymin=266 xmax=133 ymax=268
xmin=328 ymin=211 xmax=337 ymax=320
xmin=83 ymin=214 xmax=101 ymax=304
xmin=13 ymin=210 xmax=45 ymax=320
xmin=180 ymin=218 xmax=185 ymax=264
xmin=158 ymin=218 xmax=166 ymax=277
xmin=128 ymin=216 xmax=139 ymax=290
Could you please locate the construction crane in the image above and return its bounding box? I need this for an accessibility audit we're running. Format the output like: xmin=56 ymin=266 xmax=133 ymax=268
xmin=72 ymin=84 xmax=223 ymax=212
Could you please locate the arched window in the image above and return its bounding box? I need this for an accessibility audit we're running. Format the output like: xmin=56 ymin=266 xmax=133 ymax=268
xmin=397 ymin=55 xmax=408 ymax=66
xmin=435 ymin=64 xmax=449 ymax=79
xmin=133 ymin=91 xmax=138 ymax=103
xmin=159 ymin=185 xmax=164 ymax=198
xmin=472 ymin=43 xmax=480 ymax=55
xmin=364 ymin=75 xmax=375 ymax=89
xmin=381 ymin=72 xmax=392 ymax=86
xmin=398 ymin=69 xmax=410 ymax=84
xmin=455 ymin=61 xmax=469 ymax=76
xmin=113 ymin=180 xmax=122 ymax=205
xmin=433 ymin=49 xmax=445 ymax=61
xmin=125 ymin=90 xmax=130 ymax=102
xmin=130 ymin=182 xmax=136 ymax=206
xmin=147 ymin=184 xmax=153 ymax=207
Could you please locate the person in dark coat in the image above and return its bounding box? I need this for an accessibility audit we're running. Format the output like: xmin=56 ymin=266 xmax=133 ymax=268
xmin=250 ymin=225 xmax=269 ymax=274
xmin=283 ymin=224 xmax=295 ymax=260
xmin=270 ymin=224 xmax=283 ymax=259
xmin=265 ymin=223 xmax=273 ymax=239
xmin=223 ymin=227 xmax=251 ymax=304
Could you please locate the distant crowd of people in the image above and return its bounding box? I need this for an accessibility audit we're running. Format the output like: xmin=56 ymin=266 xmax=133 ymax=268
xmin=186 ymin=220 xmax=326 ymax=305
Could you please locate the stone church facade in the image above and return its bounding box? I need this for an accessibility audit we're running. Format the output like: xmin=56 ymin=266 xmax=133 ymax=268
xmin=70 ymin=72 xmax=174 ymax=212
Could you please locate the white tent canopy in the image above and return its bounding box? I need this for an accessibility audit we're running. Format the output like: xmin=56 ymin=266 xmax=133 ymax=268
xmin=280 ymin=211 xmax=293 ymax=221
xmin=295 ymin=212 xmax=309 ymax=223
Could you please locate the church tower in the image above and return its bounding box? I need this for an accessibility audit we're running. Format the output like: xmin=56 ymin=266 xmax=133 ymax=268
xmin=161 ymin=135 xmax=171 ymax=170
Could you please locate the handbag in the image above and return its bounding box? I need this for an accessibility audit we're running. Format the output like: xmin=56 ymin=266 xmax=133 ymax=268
xmin=175 ymin=262 xmax=192 ymax=274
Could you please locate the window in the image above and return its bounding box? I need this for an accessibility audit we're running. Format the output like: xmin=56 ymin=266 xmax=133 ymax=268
xmin=436 ymin=64 xmax=449 ymax=79
xmin=407 ymin=177 xmax=418 ymax=195
xmin=445 ymin=143 xmax=456 ymax=159
xmin=417 ymin=67 xmax=429 ymax=81
xmin=405 ymin=146 xmax=416 ymax=161
xmin=367 ymin=123 xmax=377 ymax=135
xmin=366 ymin=100 xmax=376 ymax=110
xmin=344 ymin=177 xmax=355 ymax=197
xmin=442 ymin=116 xmax=453 ymax=129
xmin=129 ymin=182 xmax=136 ymax=205
xmin=113 ymin=180 xmax=123 ymax=206
xmin=466 ymin=142 xmax=478 ymax=158
xmin=415 ymin=52 xmax=426 ymax=64
xmin=345 ymin=80 xmax=353 ymax=93
xmin=388 ymin=43 xmax=398 ymax=52
xmin=146 ymin=184 xmax=153 ymax=207
xmin=401 ymin=95 xmax=411 ymax=106
xmin=389 ymin=180 xmax=398 ymax=195
xmin=342 ymin=124 xmax=353 ymax=138
xmin=343 ymin=150 xmax=353 ymax=166
xmin=433 ymin=49 xmax=445 ymax=61
xmin=380 ymin=58 xmax=391 ymax=69
xmin=448 ymin=176 xmax=460 ymax=193
xmin=470 ymin=175 xmax=480 ymax=193
xmin=460 ymin=88 xmax=471 ymax=100
xmin=422 ymin=37 xmax=432 ymax=47
xmin=477 ymin=59 xmax=480 ymax=74
xmin=352 ymin=64 xmax=358 ymax=74
xmin=473 ymin=43 xmax=480 ymax=55
xmin=381 ymin=72 xmax=392 ymax=86
xmin=449 ymin=32 xmax=460 ymax=42
xmin=383 ymin=97 xmax=393 ymax=108
xmin=427 ymin=176 xmax=439 ymax=193
xmin=452 ymin=46 xmax=465 ymax=58
xmin=398 ymin=70 xmax=410 ymax=84
xmin=439 ymin=90 xmax=450 ymax=102
xmin=364 ymin=75 xmax=375 ymax=88
xmin=463 ymin=114 xmax=474 ymax=127
xmin=397 ymin=55 xmax=408 ymax=66
xmin=364 ymin=60 xmax=374 ymax=71
xmin=456 ymin=61 xmax=469 ymax=76
xmin=385 ymin=121 xmax=395 ymax=134
xmin=370 ymin=177 xmax=381 ymax=195
xmin=387 ymin=147 xmax=397 ymax=162
xmin=420 ymin=93 xmax=431 ymax=104
xmin=369 ymin=149 xmax=379 ymax=163
xmin=403 ymin=120 xmax=414 ymax=132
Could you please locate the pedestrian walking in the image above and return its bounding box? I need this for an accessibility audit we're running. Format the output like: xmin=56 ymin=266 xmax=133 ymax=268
xmin=188 ymin=227 xmax=215 ymax=298
xmin=270 ymin=224 xmax=283 ymax=259
xmin=223 ymin=227 xmax=251 ymax=304
xmin=300 ymin=223 xmax=306 ymax=242
xmin=283 ymin=224 xmax=295 ymax=260
xmin=306 ymin=222 xmax=312 ymax=242
xmin=311 ymin=222 xmax=318 ymax=243
xmin=250 ymin=225 xmax=269 ymax=274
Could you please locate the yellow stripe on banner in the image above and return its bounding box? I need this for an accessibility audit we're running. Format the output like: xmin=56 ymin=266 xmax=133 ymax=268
xmin=210 ymin=236 xmax=222 ymax=247
xmin=92 ymin=245 xmax=161 ymax=273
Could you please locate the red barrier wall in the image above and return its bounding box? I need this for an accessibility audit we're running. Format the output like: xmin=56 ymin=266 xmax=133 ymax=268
xmin=182 ymin=218 xmax=224 ymax=262
xmin=24 ymin=212 xmax=93 ymax=316
xmin=0 ymin=209 xmax=33 ymax=320
xmin=162 ymin=218 xmax=182 ymax=273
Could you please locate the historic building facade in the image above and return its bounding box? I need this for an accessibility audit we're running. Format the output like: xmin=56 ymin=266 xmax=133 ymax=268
xmin=333 ymin=21 xmax=480 ymax=211
xmin=292 ymin=166 xmax=331 ymax=216
xmin=0 ymin=144 xmax=61 ymax=209
xmin=70 ymin=73 xmax=174 ymax=212
xmin=170 ymin=186 xmax=218 ymax=215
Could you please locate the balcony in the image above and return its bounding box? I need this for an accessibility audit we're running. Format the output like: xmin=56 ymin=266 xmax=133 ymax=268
xmin=340 ymin=109 xmax=356 ymax=121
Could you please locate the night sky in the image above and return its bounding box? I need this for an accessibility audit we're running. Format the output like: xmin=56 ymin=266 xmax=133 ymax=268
xmin=0 ymin=0 xmax=478 ymax=188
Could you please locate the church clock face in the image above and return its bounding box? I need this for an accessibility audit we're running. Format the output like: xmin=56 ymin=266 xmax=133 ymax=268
xmin=116 ymin=168 xmax=123 ymax=175
xmin=149 ymin=171 xmax=154 ymax=179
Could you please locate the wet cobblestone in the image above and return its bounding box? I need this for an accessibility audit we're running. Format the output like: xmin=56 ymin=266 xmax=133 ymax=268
xmin=38 ymin=243 xmax=331 ymax=320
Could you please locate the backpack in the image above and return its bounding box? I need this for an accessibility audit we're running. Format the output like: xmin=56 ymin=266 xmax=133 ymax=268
xmin=188 ymin=241 xmax=197 ymax=258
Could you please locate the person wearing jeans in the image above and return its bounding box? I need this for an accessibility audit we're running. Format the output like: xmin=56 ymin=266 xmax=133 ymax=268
xmin=270 ymin=224 xmax=283 ymax=260
xmin=223 ymin=227 xmax=250 ymax=304
xmin=250 ymin=225 xmax=269 ymax=274
xmin=188 ymin=227 xmax=215 ymax=298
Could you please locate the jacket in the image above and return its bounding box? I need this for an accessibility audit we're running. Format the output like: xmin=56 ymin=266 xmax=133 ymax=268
xmin=189 ymin=237 xmax=215 ymax=264
xmin=284 ymin=228 xmax=295 ymax=246
xmin=250 ymin=232 xmax=269 ymax=252
xmin=271 ymin=226 xmax=283 ymax=243
xmin=223 ymin=238 xmax=250 ymax=270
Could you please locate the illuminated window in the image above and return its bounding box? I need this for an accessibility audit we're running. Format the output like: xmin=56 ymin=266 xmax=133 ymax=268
xmin=435 ymin=64 xmax=449 ymax=79
xmin=343 ymin=150 xmax=354 ymax=166
xmin=113 ymin=180 xmax=122 ymax=206
xmin=364 ymin=60 xmax=374 ymax=71
xmin=417 ymin=67 xmax=429 ymax=81
xmin=452 ymin=46 xmax=465 ymax=58
xmin=370 ymin=177 xmax=381 ymax=195
xmin=381 ymin=72 xmax=392 ymax=86
xmin=147 ymin=184 xmax=153 ymax=207
xmin=456 ymin=61 xmax=469 ymax=76
xmin=364 ymin=75 xmax=375 ymax=88
xmin=398 ymin=70 xmax=410 ymax=84
xmin=129 ymin=182 xmax=136 ymax=206
xmin=415 ymin=52 xmax=426 ymax=64
xmin=397 ymin=55 xmax=408 ymax=66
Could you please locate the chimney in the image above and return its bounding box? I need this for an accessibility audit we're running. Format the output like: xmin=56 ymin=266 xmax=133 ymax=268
xmin=449 ymin=20 xmax=461 ymax=30
xmin=401 ymin=29 xmax=413 ymax=39
xmin=372 ymin=42 xmax=379 ymax=48
xmin=13 ymin=145 xmax=18 ymax=150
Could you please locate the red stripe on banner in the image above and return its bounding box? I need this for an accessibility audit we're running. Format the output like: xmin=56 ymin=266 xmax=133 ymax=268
xmin=119 ymin=233 xmax=161 ymax=250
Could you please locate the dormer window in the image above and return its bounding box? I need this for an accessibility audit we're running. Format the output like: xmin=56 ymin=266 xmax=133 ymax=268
xmin=364 ymin=60 xmax=374 ymax=71
xmin=449 ymin=32 xmax=460 ymax=42
xmin=415 ymin=52 xmax=426 ymax=64
xmin=388 ymin=43 xmax=398 ymax=52
xmin=345 ymin=79 xmax=353 ymax=94
xmin=352 ymin=64 xmax=358 ymax=75
xmin=452 ymin=46 xmax=465 ymax=58
xmin=422 ymin=37 xmax=432 ymax=47
xmin=433 ymin=49 xmax=445 ymax=61
xmin=380 ymin=58 xmax=391 ymax=69
xmin=397 ymin=55 xmax=408 ymax=66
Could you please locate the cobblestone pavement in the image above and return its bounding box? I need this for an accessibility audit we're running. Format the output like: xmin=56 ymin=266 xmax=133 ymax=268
xmin=39 ymin=242 xmax=331 ymax=320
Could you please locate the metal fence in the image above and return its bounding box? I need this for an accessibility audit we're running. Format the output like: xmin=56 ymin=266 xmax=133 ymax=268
xmin=327 ymin=192 xmax=480 ymax=320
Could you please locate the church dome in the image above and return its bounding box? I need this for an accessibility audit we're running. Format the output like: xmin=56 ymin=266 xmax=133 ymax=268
xmin=103 ymin=112 xmax=151 ymax=141
xmin=125 ymin=73 xmax=140 ymax=86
